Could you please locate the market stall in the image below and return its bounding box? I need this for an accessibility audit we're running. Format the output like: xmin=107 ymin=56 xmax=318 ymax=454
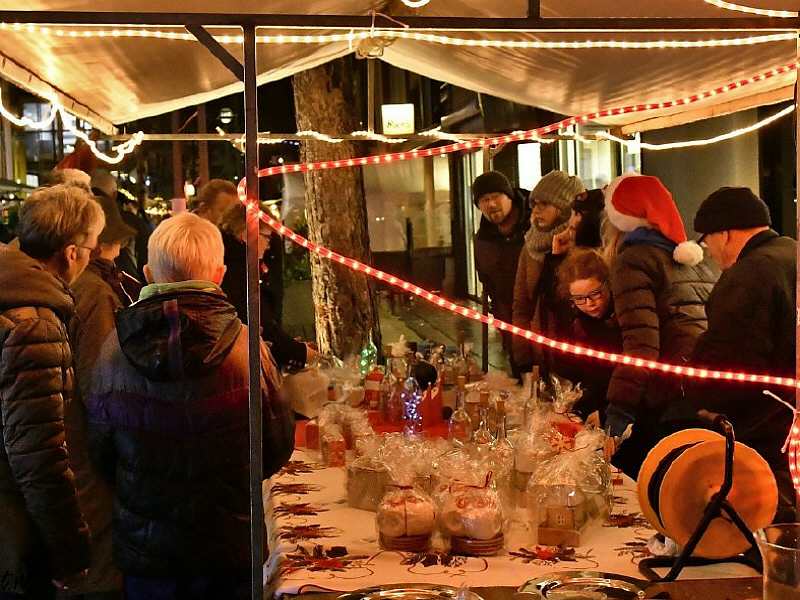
xmin=0 ymin=3 xmax=797 ymax=599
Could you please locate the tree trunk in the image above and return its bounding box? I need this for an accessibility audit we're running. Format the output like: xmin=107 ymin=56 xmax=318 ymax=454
xmin=293 ymin=58 xmax=381 ymax=359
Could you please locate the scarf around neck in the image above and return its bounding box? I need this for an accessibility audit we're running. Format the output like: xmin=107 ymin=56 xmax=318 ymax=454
xmin=524 ymin=220 xmax=569 ymax=261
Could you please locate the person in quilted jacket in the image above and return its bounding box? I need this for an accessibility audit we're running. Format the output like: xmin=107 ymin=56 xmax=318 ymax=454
xmin=602 ymin=174 xmax=719 ymax=478
xmin=0 ymin=185 xmax=104 ymax=599
xmin=85 ymin=212 xmax=294 ymax=600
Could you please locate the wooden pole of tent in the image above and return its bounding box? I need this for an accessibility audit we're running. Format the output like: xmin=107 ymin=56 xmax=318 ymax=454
xmin=242 ymin=25 xmax=264 ymax=600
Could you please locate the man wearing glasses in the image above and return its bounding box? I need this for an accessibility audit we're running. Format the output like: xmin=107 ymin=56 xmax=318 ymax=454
xmin=0 ymin=184 xmax=104 ymax=598
xmin=689 ymin=186 xmax=796 ymax=520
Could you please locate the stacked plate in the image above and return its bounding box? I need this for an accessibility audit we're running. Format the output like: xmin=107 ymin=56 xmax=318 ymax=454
xmin=450 ymin=533 xmax=504 ymax=556
xmin=379 ymin=534 xmax=431 ymax=553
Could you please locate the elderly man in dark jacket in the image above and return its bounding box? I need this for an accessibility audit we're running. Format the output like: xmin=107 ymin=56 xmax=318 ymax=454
xmin=688 ymin=187 xmax=796 ymax=520
xmin=86 ymin=212 xmax=294 ymax=600
xmin=603 ymin=174 xmax=719 ymax=478
xmin=0 ymin=185 xmax=104 ymax=598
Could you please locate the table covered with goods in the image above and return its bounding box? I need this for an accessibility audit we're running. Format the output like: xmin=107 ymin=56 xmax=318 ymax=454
xmin=266 ymin=341 xmax=759 ymax=599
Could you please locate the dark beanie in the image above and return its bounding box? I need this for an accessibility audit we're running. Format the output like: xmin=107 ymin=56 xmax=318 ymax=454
xmin=694 ymin=187 xmax=771 ymax=235
xmin=472 ymin=171 xmax=514 ymax=206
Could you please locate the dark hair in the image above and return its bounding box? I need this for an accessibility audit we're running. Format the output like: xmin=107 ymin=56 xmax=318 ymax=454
xmin=196 ymin=179 xmax=237 ymax=211
xmin=556 ymin=248 xmax=609 ymax=299
xmin=219 ymin=203 xmax=270 ymax=238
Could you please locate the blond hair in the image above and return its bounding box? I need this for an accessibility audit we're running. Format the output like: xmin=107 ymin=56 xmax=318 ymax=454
xmin=19 ymin=184 xmax=105 ymax=259
xmin=147 ymin=212 xmax=224 ymax=283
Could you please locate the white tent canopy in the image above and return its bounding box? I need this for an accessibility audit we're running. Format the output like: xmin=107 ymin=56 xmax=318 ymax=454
xmin=0 ymin=1 xmax=795 ymax=133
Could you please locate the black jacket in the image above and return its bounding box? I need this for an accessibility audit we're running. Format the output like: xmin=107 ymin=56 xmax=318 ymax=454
xmin=86 ymin=286 xmax=294 ymax=576
xmin=221 ymin=231 xmax=306 ymax=370
xmin=554 ymin=304 xmax=621 ymax=421
xmin=687 ymin=230 xmax=796 ymax=461
xmin=474 ymin=188 xmax=531 ymax=326
xmin=0 ymin=246 xmax=90 ymax=592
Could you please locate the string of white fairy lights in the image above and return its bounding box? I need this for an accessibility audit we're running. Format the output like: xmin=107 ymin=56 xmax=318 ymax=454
xmin=702 ymin=0 xmax=798 ymax=18
xmin=0 ymin=22 xmax=795 ymax=50
xmin=0 ymin=88 xmax=144 ymax=164
xmin=221 ymin=102 xmax=794 ymax=157
xmin=404 ymin=0 xmax=800 ymax=17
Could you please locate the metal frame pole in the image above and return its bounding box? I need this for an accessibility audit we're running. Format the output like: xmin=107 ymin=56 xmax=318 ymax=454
xmin=0 ymin=11 xmax=798 ymax=30
xmin=243 ymin=24 xmax=264 ymax=600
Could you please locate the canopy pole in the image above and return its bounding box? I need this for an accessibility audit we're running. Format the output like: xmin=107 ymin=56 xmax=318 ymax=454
xmin=242 ymin=24 xmax=264 ymax=600
xmin=367 ymin=59 xmax=376 ymax=133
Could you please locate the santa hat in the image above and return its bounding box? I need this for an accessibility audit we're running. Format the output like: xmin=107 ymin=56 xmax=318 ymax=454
xmin=604 ymin=173 xmax=703 ymax=266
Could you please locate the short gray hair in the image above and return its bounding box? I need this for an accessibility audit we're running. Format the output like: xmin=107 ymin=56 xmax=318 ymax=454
xmin=19 ymin=184 xmax=105 ymax=259
xmin=147 ymin=212 xmax=224 ymax=283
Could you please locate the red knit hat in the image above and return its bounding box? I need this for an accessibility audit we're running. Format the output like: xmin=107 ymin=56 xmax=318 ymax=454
xmin=605 ymin=173 xmax=703 ymax=266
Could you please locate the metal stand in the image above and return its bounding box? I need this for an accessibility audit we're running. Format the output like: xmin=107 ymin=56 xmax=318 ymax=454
xmin=638 ymin=413 xmax=762 ymax=582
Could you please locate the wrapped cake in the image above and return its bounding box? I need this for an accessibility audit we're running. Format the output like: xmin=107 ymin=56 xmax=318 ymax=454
xmin=377 ymin=485 xmax=436 ymax=552
xmin=440 ymin=479 xmax=505 ymax=556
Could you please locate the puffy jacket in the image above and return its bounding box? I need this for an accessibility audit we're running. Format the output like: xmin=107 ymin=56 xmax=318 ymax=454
xmin=67 ymin=258 xmax=128 ymax=593
xmin=606 ymin=231 xmax=719 ymax=428
xmin=0 ymin=245 xmax=90 ymax=593
xmin=86 ymin=283 xmax=295 ymax=576
xmin=474 ymin=188 xmax=530 ymax=328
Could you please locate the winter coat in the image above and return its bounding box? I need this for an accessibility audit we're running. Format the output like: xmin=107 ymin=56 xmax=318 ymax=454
xmin=0 ymin=246 xmax=90 ymax=593
xmin=221 ymin=231 xmax=306 ymax=370
xmin=66 ymin=258 xmax=129 ymax=593
xmin=685 ymin=230 xmax=796 ymax=512
xmin=511 ymin=250 xmax=572 ymax=373
xmin=474 ymin=188 xmax=531 ymax=328
xmin=606 ymin=229 xmax=719 ymax=427
xmin=86 ymin=284 xmax=295 ymax=577
xmin=553 ymin=304 xmax=621 ymax=421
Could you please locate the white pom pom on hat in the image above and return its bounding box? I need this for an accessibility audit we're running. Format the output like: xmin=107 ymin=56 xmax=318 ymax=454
xmin=673 ymin=241 xmax=704 ymax=267
xmin=604 ymin=173 xmax=702 ymax=266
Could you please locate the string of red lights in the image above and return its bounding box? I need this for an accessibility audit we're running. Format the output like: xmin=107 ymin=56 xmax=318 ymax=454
xmin=257 ymin=60 xmax=798 ymax=178
xmin=237 ymin=59 xmax=800 ymax=390
xmin=237 ymin=193 xmax=797 ymax=390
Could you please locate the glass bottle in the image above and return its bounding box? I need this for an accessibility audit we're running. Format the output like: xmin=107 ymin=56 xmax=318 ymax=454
xmin=492 ymin=397 xmax=514 ymax=456
xmin=473 ymin=391 xmax=495 ymax=454
xmin=402 ymin=363 xmax=423 ymax=434
xmin=448 ymin=375 xmax=471 ymax=446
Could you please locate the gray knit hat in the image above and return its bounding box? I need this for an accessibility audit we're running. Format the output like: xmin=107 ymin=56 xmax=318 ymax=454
xmin=530 ymin=170 xmax=586 ymax=218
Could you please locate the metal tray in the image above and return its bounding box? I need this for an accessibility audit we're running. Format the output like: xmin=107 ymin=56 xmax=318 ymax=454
xmin=518 ymin=571 xmax=647 ymax=599
xmin=338 ymin=584 xmax=484 ymax=600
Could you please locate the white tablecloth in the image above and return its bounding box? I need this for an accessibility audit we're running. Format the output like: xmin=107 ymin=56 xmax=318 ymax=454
xmin=263 ymin=449 xmax=673 ymax=597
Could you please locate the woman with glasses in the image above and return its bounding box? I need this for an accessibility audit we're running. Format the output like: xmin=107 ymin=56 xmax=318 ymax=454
xmin=554 ymin=248 xmax=621 ymax=425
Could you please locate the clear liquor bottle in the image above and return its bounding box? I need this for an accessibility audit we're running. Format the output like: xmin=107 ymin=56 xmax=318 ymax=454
xmin=448 ymin=375 xmax=472 ymax=446
xmin=473 ymin=391 xmax=495 ymax=454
